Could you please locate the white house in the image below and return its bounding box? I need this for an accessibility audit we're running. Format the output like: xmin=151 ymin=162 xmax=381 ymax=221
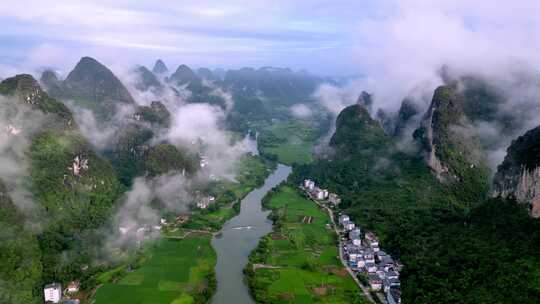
xmin=315 ymin=188 xmax=325 ymax=200
xmin=67 ymin=281 xmax=80 ymax=293
xmin=339 ymin=215 xmax=350 ymax=225
xmin=44 ymin=283 xmax=62 ymax=303
xmin=367 ymin=232 xmax=379 ymax=247
xmin=364 ymin=250 xmax=375 ymax=264
xmin=368 ymin=274 xmax=382 ymax=291
xmin=303 ymin=179 xmax=312 ymax=188
xmin=366 ymin=262 xmax=377 ymax=273
xmin=306 ymin=180 xmax=315 ymax=190
xmin=386 ymin=271 xmax=399 ymax=280
xmin=197 ymin=196 xmax=216 ymax=209
xmin=349 ymin=228 xmax=362 ymax=246
xmin=328 ymin=193 xmax=341 ymax=205
xmin=322 ymin=189 xmax=329 ymax=199
xmin=357 ymin=257 xmax=366 ymax=268
xmin=119 ymin=226 xmax=130 ymax=235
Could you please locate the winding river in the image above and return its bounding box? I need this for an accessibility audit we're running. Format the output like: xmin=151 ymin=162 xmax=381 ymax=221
xmin=211 ymin=163 xmax=292 ymax=304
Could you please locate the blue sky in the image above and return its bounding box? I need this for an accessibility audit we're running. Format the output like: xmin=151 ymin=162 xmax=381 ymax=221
xmin=0 ymin=0 xmax=386 ymax=76
xmin=1 ymin=0 xmax=539 ymax=81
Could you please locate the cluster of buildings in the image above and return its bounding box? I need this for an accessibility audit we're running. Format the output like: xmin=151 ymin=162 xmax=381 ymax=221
xmin=302 ymin=179 xmax=341 ymax=205
xmin=339 ymin=214 xmax=402 ymax=304
xmin=44 ymin=281 xmax=80 ymax=304
xmin=196 ymin=195 xmax=216 ymax=209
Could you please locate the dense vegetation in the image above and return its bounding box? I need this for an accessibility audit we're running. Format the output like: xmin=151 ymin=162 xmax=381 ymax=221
xmin=0 ymin=182 xmax=43 ymax=304
xmin=386 ymin=199 xmax=540 ymax=303
xmin=292 ymin=86 xmax=540 ymax=303
xmin=0 ymin=74 xmax=127 ymax=303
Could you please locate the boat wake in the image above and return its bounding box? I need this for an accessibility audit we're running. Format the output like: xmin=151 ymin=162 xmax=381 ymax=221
xmin=231 ymin=226 xmax=252 ymax=230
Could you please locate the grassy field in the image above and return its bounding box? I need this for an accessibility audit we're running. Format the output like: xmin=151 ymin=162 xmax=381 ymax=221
xmin=258 ymin=121 xmax=321 ymax=165
xmin=246 ymin=186 xmax=366 ymax=304
xmin=94 ymin=236 xmax=216 ymax=304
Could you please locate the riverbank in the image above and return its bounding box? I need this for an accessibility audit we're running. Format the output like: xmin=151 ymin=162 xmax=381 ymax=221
xmin=245 ymin=185 xmax=369 ymax=304
xmin=91 ymin=154 xmax=276 ymax=304
xmin=211 ymin=164 xmax=292 ymax=304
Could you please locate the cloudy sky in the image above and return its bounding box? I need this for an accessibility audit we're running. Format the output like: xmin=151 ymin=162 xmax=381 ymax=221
xmin=1 ymin=0 xmax=539 ymax=77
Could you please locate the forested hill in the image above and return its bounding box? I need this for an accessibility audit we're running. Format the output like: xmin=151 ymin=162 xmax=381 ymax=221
xmin=0 ymin=74 xmax=125 ymax=303
xmin=291 ymin=80 xmax=540 ymax=303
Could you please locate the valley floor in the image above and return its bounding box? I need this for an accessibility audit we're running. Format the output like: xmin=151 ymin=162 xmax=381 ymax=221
xmin=245 ymin=186 xmax=368 ymax=304
xmin=89 ymin=155 xmax=275 ymax=304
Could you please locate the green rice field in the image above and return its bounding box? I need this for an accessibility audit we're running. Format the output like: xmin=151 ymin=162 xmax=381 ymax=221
xmin=94 ymin=237 xmax=216 ymax=304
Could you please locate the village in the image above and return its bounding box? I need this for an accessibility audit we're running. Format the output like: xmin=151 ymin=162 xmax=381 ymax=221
xmin=42 ymin=194 xmax=218 ymax=303
xmin=302 ymin=179 xmax=402 ymax=304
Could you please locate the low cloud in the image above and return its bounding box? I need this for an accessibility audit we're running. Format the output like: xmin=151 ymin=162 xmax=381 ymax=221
xmin=0 ymin=96 xmax=46 ymax=230
xmin=166 ymin=102 xmax=248 ymax=179
xmin=290 ymin=103 xmax=312 ymax=119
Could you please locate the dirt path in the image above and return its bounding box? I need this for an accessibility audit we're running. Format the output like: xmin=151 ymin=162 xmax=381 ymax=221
xmin=310 ymin=198 xmax=376 ymax=303
xmin=252 ymin=263 xmax=282 ymax=270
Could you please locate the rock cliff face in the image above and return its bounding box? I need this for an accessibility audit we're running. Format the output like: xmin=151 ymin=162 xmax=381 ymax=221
xmin=0 ymin=74 xmax=75 ymax=129
xmin=493 ymin=125 xmax=540 ymax=216
xmin=413 ymin=85 xmax=484 ymax=183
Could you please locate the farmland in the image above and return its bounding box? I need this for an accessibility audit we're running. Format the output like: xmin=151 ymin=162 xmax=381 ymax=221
xmin=246 ymin=186 xmax=366 ymax=303
xmin=94 ymin=237 xmax=215 ymax=304
xmin=258 ymin=121 xmax=319 ymax=165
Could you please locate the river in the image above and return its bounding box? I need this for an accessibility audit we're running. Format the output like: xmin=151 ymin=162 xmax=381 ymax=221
xmin=211 ymin=163 xmax=292 ymax=304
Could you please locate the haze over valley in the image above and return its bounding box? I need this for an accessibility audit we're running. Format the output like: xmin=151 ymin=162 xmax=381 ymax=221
xmin=1 ymin=1 xmax=540 ymax=304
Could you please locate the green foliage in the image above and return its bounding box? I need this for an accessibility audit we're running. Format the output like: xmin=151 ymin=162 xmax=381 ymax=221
xmin=330 ymin=104 xmax=391 ymax=154
xmin=387 ymin=199 xmax=540 ymax=304
xmin=295 ymin=89 xmax=540 ymax=303
xmin=134 ymin=101 xmax=171 ymax=128
xmin=0 ymin=182 xmax=43 ymax=304
xmin=30 ymin=130 xmax=124 ymax=283
xmin=247 ymin=186 xmax=368 ymax=304
xmin=146 ymin=144 xmax=198 ymax=177
xmin=105 ymin=125 xmax=154 ymax=186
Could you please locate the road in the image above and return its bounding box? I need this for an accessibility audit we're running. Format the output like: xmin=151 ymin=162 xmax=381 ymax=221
xmin=310 ymin=197 xmax=376 ymax=303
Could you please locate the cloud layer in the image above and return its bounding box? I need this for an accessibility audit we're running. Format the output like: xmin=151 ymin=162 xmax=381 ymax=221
xmin=0 ymin=0 xmax=373 ymax=75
